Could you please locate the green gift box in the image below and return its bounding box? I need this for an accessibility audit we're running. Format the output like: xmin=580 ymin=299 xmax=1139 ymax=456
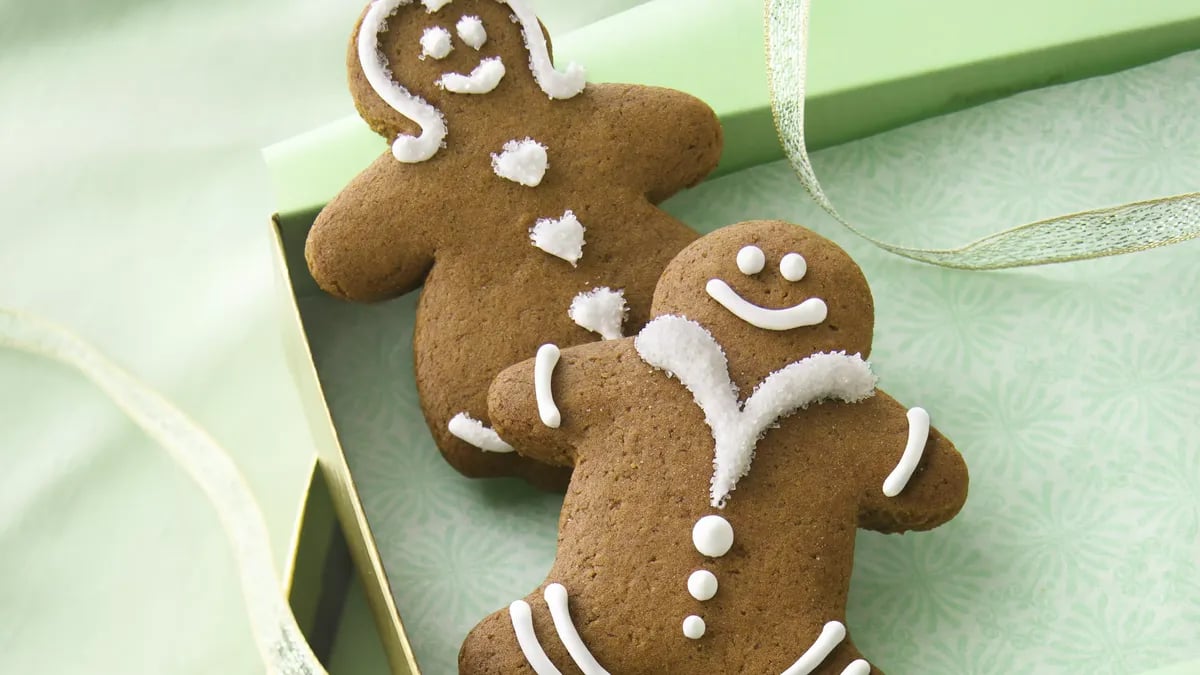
xmin=266 ymin=0 xmax=1200 ymax=222
xmin=264 ymin=1 xmax=1200 ymax=673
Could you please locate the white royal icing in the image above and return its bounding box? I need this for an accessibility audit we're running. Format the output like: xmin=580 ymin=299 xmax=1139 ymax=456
xmin=359 ymin=0 xmax=581 ymax=164
xmin=636 ymin=316 xmax=876 ymax=507
xmin=509 ymin=600 xmax=562 ymax=675
xmin=534 ymin=344 xmax=561 ymax=428
xmin=780 ymin=252 xmax=807 ymax=281
xmin=505 ymin=1 xmax=586 ymax=99
xmin=687 ymin=570 xmax=718 ymax=601
xmin=882 ymin=407 xmax=930 ymax=497
xmin=419 ymin=25 xmax=453 ymax=59
xmin=457 ymin=14 xmax=487 ymax=49
xmin=840 ymin=659 xmax=872 ymax=675
xmin=544 ymin=584 xmax=611 ymax=675
xmin=781 ymin=621 xmax=847 ymax=675
xmin=358 ymin=0 xmax=448 ymax=162
xmin=438 ymin=56 xmax=505 ymax=93
xmin=569 ymin=287 xmax=626 ymax=340
xmin=530 ymin=210 xmax=586 ymax=265
xmin=737 ymin=245 xmax=766 ymax=275
xmin=682 ymin=615 xmax=706 ymax=640
xmin=705 ymin=278 xmax=827 ymax=331
xmin=447 ymin=412 xmax=514 ymax=452
xmin=692 ymin=515 xmax=734 ymax=557
xmin=492 ymin=138 xmax=548 ymax=186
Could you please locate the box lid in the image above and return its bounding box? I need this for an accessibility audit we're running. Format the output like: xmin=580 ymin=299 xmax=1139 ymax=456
xmin=264 ymin=0 xmax=1200 ymax=220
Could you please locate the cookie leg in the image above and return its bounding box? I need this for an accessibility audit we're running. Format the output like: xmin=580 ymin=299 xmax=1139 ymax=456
xmin=460 ymin=598 xmax=573 ymax=675
xmin=460 ymin=605 xmax=533 ymax=675
xmin=461 ymin=582 xmax=616 ymax=675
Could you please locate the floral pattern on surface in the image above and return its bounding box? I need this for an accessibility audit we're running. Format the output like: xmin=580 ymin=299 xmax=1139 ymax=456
xmin=300 ymin=51 xmax=1200 ymax=674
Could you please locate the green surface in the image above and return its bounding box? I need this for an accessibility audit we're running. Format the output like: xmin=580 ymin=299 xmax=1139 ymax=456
xmin=295 ymin=50 xmax=1200 ymax=674
xmin=0 ymin=2 xmax=667 ymax=674
xmin=265 ymin=0 xmax=1200 ymax=219
xmin=0 ymin=0 xmax=353 ymax=672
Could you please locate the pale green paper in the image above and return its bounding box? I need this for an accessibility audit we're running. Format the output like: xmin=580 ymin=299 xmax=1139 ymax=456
xmin=299 ymin=51 xmax=1200 ymax=674
xmin=0 ymin=2 xmax=656 ymax=674
xmin=0 ymin=310 xmax=325 ymax=675
xmin=0 ymin=1 xmax=353 ymax=673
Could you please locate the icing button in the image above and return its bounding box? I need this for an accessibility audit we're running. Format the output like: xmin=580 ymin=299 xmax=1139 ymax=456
xmin=736 ymin=245 xmax=765 ymax=275
xmin=692 ymin=515 xmax=734 ymax=557
xmin=682 ymin=615 xmax=706 ymax=639
xmin=419 ymin=26 xmax=452 ymax=60
xmin=780 ymin=252 xmax=807 ymax=281
xmin=456 ymin=15 xmax=487 ymax=49
xmin=687 ymin=570 xmax=718 ymax=601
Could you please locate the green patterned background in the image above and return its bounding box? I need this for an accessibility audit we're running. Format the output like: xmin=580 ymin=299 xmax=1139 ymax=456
xmin=301 ymin=51 xmax=1200 ymax=674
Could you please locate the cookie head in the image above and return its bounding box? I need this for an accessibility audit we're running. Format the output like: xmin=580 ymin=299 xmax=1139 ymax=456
xmin=652 ymin=220 xmax=874 ymax=385
xmin=348 ymin=0 xmax=585 ymax=162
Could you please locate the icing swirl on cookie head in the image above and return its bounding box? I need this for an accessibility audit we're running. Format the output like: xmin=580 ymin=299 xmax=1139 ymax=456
xmin=354 ymin=0 xmax=586 ymax=163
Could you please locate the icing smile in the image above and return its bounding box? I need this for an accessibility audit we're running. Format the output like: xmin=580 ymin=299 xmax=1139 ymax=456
xmin=705 ymin=245 xmax=828 ymax=331
xmin=418 ymin=15 xmax=505 ymax=94
xmin=439 ymin=56 xmax=506 ymax=94
xmin=705 ymin=279 xmax=828 ymax=331
xmin=435 ymin=17 xmax=505 ymax=94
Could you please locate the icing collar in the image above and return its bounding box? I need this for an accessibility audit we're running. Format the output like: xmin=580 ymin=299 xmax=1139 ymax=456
xmin=635 ymin=315 xmax=876 ymax=507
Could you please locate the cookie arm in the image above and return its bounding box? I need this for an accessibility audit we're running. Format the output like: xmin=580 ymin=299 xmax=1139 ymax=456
xmin=488 ymin=341 xmax=625 ymax=467
xmin=305 ymin=152 xmax=436 ymax=302
xmin=857 ymin=392 xmax=969 ymax=534
xmin=586 ymin=83 xmax=724 ymax=203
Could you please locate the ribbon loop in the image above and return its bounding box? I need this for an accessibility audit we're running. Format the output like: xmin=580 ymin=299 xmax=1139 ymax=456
xmin=766 ymin=0 xmax=1200 ymax=269
xmin=0 ymin=309 xmax=327 ymax=675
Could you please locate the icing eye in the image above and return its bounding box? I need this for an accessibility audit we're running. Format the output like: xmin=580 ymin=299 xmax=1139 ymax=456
xmin=736 ymin=245 xmax=765 ymax=275
xmin=419 ymin=26 xmax=452 ymax=60
xmin=456 ymin=15 xmax=487 ymax=50
xmin=780 ymin=252 xmax=807 ymax=281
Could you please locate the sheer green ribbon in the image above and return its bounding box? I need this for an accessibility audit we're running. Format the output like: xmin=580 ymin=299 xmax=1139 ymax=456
xmin=766 ymin=0 xmax=1200 ymax=269
xmin=0 ymin=308 xmax=327 ymax=675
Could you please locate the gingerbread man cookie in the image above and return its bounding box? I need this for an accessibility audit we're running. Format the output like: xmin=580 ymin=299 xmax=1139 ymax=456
xmin=460 ymin=220 xmax=969 ymax=673
xmin=305 ymin=0 xmax=722 ymax=488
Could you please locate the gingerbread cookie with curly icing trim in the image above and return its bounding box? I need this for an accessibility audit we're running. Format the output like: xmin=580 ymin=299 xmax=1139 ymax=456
xmin=460 ymin=220 xmax=969 ymax=673
xmin=306 ymin=0 xmax=722 ymax=488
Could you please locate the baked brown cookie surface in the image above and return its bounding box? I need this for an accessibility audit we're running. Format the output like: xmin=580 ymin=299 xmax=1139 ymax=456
xmin=460 ymin=220 xmax=969 ymax=673
xmin=305 ymin=0 xmax=723 ymax=488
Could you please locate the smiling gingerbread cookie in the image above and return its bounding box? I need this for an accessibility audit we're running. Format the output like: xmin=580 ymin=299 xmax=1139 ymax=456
xmin=459 ymin=220 xmax=969 ymax=673
xmin=305 ymin=0 xmax=722 ymax=488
